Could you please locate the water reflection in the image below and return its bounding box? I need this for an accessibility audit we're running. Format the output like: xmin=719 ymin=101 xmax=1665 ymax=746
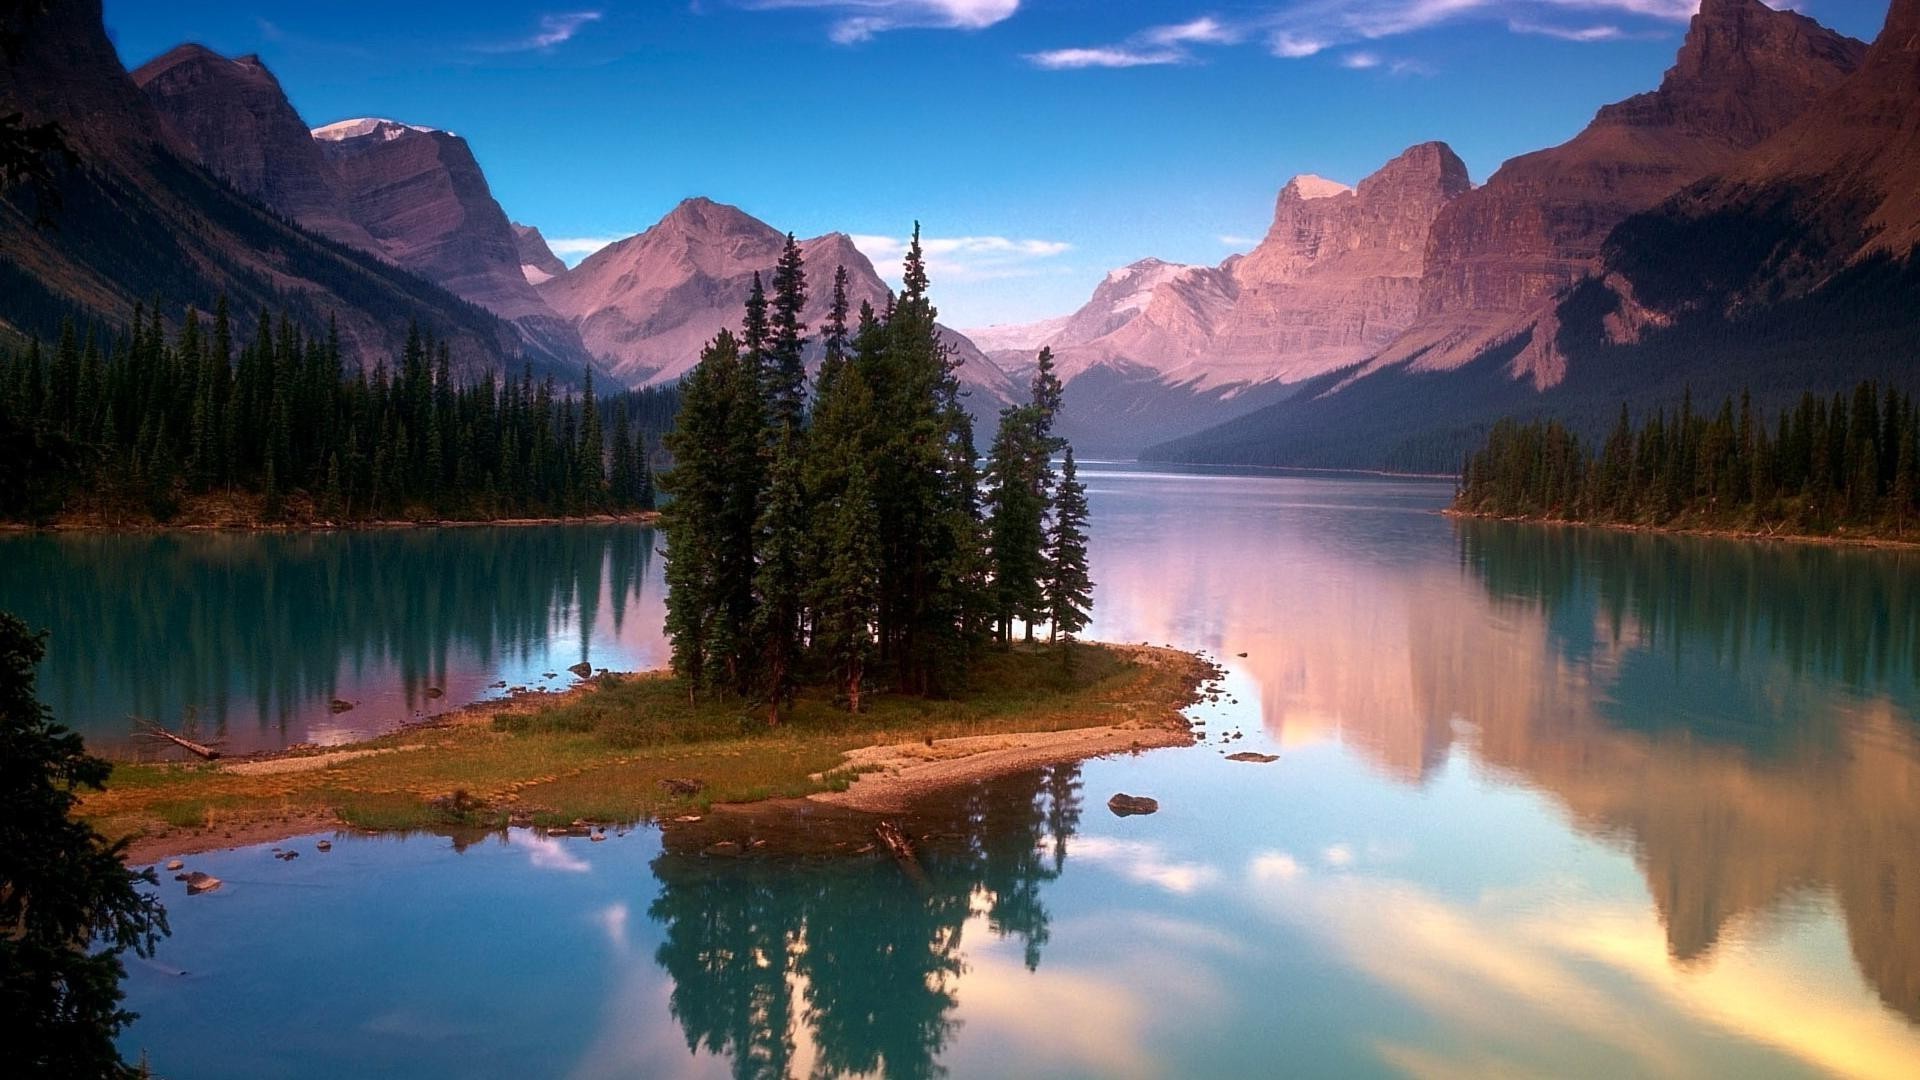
xmin=0 ymin=526 xmax=663 ymax=754
xmin=1451 ymin=522 xmax=1920 ymax=1025
xmin=645 ymin=767 xmax=1081 ymax=1080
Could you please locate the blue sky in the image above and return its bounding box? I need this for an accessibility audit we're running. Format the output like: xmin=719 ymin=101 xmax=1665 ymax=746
xmin=102 ymin=1 xmax=1895 ymax=328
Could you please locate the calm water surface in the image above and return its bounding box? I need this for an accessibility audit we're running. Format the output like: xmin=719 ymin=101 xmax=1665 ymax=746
xmin=9 ymin=465 xmax=1920 ymax=1077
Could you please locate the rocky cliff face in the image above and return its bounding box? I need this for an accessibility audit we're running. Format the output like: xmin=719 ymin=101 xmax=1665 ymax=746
xmin=1383 ymin=0 xmax=1866 ymax=382
xmin=0 ymin=0 xmax=533 ymax=375
xmin=132 ymin=44 xmax=378 ymax=251
xmin=1211 ymin=142 xmax=1470 ymax=384
xmin=513 ymin=223 xmax=568 ymax=285
xmin=541 ymin=197 xmax=1014 ymax=403
xmin=314 ymin=118 xmax=586 ymax=363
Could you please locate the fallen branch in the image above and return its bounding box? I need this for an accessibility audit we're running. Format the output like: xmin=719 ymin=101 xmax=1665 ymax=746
xmin=132 ymin=717 xmax=223 ymax=760
xmin=874 ymin=819 xmax=929 ymax=889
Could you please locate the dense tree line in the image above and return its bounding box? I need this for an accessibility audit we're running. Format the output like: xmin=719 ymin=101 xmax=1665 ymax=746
xmin=0 ymin=301 xmax=672 ymax=523
xmin=1456 ymin=382 xmax=1920 ymax=537
xmin=662 ymin=228 xmax=1093 ymax=720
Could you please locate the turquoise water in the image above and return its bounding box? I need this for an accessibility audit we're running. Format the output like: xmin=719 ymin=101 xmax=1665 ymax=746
xmin=11 ymin=465 xmax=1920 ymax=1077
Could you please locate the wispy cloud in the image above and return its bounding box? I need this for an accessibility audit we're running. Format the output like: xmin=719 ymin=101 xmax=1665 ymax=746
xmin=748 ymin=0 xmax=1019 ymax=44
xmin=1034 ymin=0 xmax=1682 ymax=72
xmin=852 ymin=232 xmax=1072 ymax=283
xmin=1507 ymin=18 xmax=1627 ymax=41
xmin=1218 ymin=233 xmax=1256 ymax=246
xmin=546 ymin=235 xmax=625 ymax=264
xmin=1027 ymin=14 xmax=1243 ymax=69
xmin=479 ymin=10 xmax=604 ymax=53
xmin=530 ymin=11 xmax=603 ymax=48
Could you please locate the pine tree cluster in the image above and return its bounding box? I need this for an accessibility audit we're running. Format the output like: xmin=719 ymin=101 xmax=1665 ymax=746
xmin=661 ymin=227 xmax=1094 ymax=722
xmin=1456 ymin=383 xmax=1920 ymax=536
xmin=0 ymin=300 xmax=671 ymax=523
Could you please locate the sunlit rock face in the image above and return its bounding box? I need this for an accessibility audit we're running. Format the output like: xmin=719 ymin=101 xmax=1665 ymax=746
xmin=540 ymin=197 xmax=1015 ymax=404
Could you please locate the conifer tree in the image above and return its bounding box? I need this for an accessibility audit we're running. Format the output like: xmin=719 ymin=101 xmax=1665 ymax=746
xmin=753 ymin=430 xmax=808 ymax=723
xmin=1044 ymin=448 xmax=1092 ymax=653
xmin=766 ymin=233 xmax=809 ymax=435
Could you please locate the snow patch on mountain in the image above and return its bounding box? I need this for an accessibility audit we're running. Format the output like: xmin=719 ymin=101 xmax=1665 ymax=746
xmin=312 ymin=117 xmax=444 ymax=142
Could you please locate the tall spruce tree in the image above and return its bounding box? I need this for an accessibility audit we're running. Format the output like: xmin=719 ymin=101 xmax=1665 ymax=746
xmin=1044 ymin=448 xmax=1092 ymax=651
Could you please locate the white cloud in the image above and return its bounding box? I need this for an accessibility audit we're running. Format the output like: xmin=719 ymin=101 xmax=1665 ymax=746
xmin=1072 ymin=836 xmax=1222 ymax=895
xmin=1042 ymin=0 xmax=1680 ymax=73
xmin=1027 ymin=46 xmax=1183 ymax=69
xmin=530 ymin=11 xmax=602 ymax=48
xmin=1028 ymin=14 xmax=1244 ymax=70
xmin=545 ymin=235 xmax=624 ymax=265
xmin=749 ymin=0 xmax=1019 ymax=44
xmin=1144 ymin=16 xmax=1242 ymax=47
xmin=1508 ymin=18 xmax=1627 ymax=40
xmin=521 ymin=832 xmax=592 ymax=873
xmin=1323 ymin=843 xmax=1355 ymax=867
xmin=1218 ymin=233 xmax=1256 ymax=246
xmin=851 ymin=231 xmax=1072 ymax=284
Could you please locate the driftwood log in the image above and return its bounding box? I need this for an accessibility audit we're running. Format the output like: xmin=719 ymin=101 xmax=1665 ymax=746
xmin=875 ymin=820 xmax=929 ymax=888
xmin=132 ymin=717 xmax=223 ymax=760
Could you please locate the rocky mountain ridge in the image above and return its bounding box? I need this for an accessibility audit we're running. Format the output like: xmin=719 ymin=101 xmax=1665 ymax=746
xmin=541 ymin=197 xmax=1016 ymax=408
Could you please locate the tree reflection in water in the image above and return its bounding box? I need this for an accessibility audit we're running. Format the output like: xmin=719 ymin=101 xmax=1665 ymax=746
xmin=647 ymin=765 xmax=1083 ymax=1080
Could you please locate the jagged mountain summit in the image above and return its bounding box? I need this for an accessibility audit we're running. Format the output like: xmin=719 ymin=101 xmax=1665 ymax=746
xmin=540 ymin=197 xmax=1016 ymax=407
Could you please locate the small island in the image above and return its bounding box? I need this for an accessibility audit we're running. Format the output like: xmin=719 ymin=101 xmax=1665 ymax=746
xmin=83 ymin=642 xmax=1214 ymax=863
xmin=1452 ymin=381 xmax=1920 ymax=547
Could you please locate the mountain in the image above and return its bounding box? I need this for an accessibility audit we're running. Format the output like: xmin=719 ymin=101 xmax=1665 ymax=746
xmin=991 ymin=143 xmax=1468 ymax=455
xmin=0 ymin=0 xmax=534 ymax=373
xmin=310 ymin=118 xmax=588 ymax=366
xmin=1602 ymin=0 xmax=1920 ymax=319
xmin=540 ymin=197 xmax=1017 ymax=407
xmin=128 ymin=41 xmax=590 ymax=371
xmin=1213 ymin=143 xmax=1471 ymax=383
xmin=1149 ymin=0 xmax=1903 ymax=472
xmin=130 ymin=44 xmax=378 ymax=252
xmin=513 ymin=223 xmax=567 ymax=285
xmin=1373 ymin=0 xmax=1866 ymax=384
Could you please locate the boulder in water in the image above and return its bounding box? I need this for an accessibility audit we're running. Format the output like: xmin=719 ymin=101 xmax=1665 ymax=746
xmin=1108 ymin=793 xmax=1159 ymax=816
xmin=568 ymin=661 xmax=593 ymax=678
xmin=1226 ymin=751 xmax=1279 ymax=763
xmin=185 ymin=871 xmax=222 ymax=895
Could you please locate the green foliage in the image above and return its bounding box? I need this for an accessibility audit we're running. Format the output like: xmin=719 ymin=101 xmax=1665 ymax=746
xmin=1455 ymin=381 xmax=1920 ymax=539
xmin=662 ymin=225 xmax=1093 ymax=719
xmin=0 ymin=303 xmax=675 ymax=523
xmin=1044 ymin=449 xmax=1093 ymax=650
xmin=0 ymin=613 xmax=169 ymax=1078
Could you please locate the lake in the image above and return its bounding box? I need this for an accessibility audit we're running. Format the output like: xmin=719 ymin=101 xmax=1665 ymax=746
xmin=7 ymin=464 xmax=1918 ymax=1077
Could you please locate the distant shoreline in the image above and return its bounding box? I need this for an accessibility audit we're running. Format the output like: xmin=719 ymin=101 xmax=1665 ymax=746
xmin=1104 ymin=458 xmax=1459 ymax=481
xmin=1444 ymin=508 xmax=1920 ymax=552
xmin=1 ymin=510 xmax=661 ymax=535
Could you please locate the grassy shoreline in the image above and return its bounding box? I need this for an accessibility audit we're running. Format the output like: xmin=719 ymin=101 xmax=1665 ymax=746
xmin=1445 ymin=507 xmax=1920 ymax=552
xmin=83 ymin=642 xmax=1212 ymax=864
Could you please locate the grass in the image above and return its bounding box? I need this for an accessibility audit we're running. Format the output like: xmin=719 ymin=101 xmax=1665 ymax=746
xmin=81 ymin=642 xmax=1203 ymax=856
